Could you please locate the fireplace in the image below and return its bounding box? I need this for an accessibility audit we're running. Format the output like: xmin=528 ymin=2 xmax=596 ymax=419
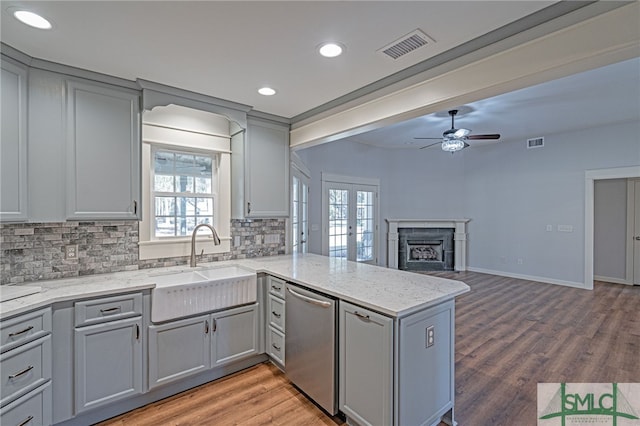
xmin=386 ymin=219 xmax=469 ymax=271
xmin=399 ymin=228 xmax=454 ymax=271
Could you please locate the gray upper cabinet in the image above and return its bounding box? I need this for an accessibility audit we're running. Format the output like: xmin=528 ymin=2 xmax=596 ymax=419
xmin=0 ymin=59 xmax=28 ymax=222
xmin=66 ymin=80 xmax=141 ymax=220
xmin=232 ymin=117 xmax=290 ymax=218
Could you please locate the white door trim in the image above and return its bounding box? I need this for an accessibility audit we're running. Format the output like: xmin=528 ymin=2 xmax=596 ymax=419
xmin=585 ymin=166 xmax=640 ymax=290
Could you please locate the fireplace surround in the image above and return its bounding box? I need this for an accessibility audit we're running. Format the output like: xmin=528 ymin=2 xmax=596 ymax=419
xmin=387 ymin=219 xmax=469 ymax=271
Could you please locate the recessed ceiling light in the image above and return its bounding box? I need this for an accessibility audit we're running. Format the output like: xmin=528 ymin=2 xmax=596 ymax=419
xmin=258 ymin=87 xmax=276 ymax=96
xmin=319 ymin=42 xmax=344 ymax=58
xmin=12 ymin=9 xmax=52 ymax=29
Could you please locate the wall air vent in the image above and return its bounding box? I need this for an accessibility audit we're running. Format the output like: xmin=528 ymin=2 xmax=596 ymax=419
xmin=527 ymin=137 xmax=544 ymax=149
xmin=377 ymin=29 xmax=435 ymax=60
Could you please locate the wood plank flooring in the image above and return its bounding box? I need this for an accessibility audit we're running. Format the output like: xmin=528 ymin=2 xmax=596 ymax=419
xmin=99 ymin=272 xmax=639 ymax=426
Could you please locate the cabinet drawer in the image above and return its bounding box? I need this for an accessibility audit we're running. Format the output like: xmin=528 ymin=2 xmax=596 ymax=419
xmin=267 ymin=276 xmax=285 ymax=299
xmin=75 ymin=293 xmax=143 ymax=327
xmin=267 ymin=294 xmax=285 ymax=332
xmin=267 ymin=326 xmax=285 ymax=366
xmin=1 ymin=336 xmax=51 ymax=406
xmin=1 ymin=308 xmax=51 ymax=354
xmin=0 ymin=381 xmax=52 ymax=426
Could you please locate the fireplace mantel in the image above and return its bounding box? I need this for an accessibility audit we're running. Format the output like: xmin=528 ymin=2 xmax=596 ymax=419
xmin=386 ymin=219 xmax=469 ymax=271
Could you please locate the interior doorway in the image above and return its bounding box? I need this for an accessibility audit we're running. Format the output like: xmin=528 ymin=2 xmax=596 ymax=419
xmin=586 ymin=166 xmax=640 ymax=289
xmin=632 ymin=179 xmax=640 ymax=284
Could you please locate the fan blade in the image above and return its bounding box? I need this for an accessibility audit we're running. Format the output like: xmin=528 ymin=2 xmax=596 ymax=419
xmin=419 ymin=142 xmax=441 ymax=149
xmin=467 ymin=134 xmax=500 ymax=140
xmin=414 ymin=137 xmax=441 ymax=140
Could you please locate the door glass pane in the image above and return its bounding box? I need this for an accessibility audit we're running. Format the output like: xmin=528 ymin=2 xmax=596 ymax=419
xmin=301 ymin=182 xmax=308 ymax=253
xmin=356 ymin=190 xmax=374 ymax=261
xmin=329 ymin=189 xmax=348 ymax=258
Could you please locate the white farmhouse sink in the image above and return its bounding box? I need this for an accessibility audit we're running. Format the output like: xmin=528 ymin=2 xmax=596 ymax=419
xmin=150 ymin=265 xmax=257 ymax=323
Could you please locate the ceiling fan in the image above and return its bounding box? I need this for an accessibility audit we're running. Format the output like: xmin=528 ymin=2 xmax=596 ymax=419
xmin=415 ymin=109 xmax=500 ymax=152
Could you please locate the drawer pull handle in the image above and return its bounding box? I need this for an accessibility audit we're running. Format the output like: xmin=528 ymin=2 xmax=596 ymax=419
xmin=17 ymin=415 xmax=34 ymax=426
xmin=354 ymin=311 xmax=370 ymax=321
xmin=271 ymin=311 xmax=281 ymax=318
xmin=271 ymin=285 xmax=281 ymax=291
xmin=100 ymin=306 xmax=122 ymax=314
xmin=9 ymin=326 xmax=33 ymax=337
xmin=212 ymin=319 xmax=217 ymax=333
xmin=9 ymin=365 xmax=34 ymax=380
xmin=205 ymin=320 xmax=209 ymax=334
xmin=271 ymin=343 xmax=281 ymax=351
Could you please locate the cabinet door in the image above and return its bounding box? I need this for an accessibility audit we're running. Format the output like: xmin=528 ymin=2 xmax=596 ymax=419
xmin=74 ymin=317 xmax=142 ymax=413
xmin=339 ymin=301 xmax=393 ymax=426
xmin=211 ymin=304 xmax=259 ymax=368
xmin=245 ymin=118 xmax=289 ymax=217
xmin=0 ymin=60 xmax=28 ymax=221
xmin=66 ymin=80 xmax=140 ymax=220
xmin=148 ymin=315 xmax=209 ymax=389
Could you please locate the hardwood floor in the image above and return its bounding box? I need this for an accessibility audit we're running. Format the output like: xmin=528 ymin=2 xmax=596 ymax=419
xmin=99 ymin=272 xmax=639 ymax=426
xmin=432 ymin=271 xmax=640 ymax=425
xmin=99 ymin=362 xmax=344 ymax=426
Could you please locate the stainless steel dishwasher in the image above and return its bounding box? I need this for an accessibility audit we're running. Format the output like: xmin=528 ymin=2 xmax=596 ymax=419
xmin=285 ymin=283 xmax=337 ymax=415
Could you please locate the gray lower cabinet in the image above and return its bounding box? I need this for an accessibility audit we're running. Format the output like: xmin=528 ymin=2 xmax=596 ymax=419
xmin=397 ymin=301 xmax=454 ymax=426
xmin=339 ymin=301 xmax=393 ymax=426
xmin=265 ymin=276 xmax=286 ymax=367
xmin=148 ymin=315 xmax=210 ymax=390
xmin=74 ymin=316 xmax=143 ymax=413
xmin=0 ymin=382 xmax=52 ymax=426
xmin=211 ymin=304 xmax=259 ymax=368
xmin=339 ymin=300 xmax=455 ymax=426
xmin=0 ymin=307 xmax=52 ymax=425
xmin=148 ymin=304 xmax=260 ymax=390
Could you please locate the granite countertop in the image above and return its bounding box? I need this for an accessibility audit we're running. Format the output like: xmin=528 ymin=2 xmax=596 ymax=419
xmin=0 ymin=253 xmax=470 ymax=319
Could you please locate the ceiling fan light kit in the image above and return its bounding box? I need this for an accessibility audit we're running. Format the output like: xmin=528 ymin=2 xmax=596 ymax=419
xmin=441 ymin=138 xmax=466 ymax=152
xmin=416 ymin=109 xmax=501 ymax=152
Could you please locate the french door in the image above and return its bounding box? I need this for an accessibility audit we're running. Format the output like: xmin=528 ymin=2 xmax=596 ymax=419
xmin=322 ymin=175 xmax=378 ymax=264
xmin=291 ymin=173 xmax=309 ymax=254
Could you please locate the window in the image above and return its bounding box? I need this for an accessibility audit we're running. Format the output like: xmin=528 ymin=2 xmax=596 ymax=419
xmin=151 ymin=148 xmax=217 ymax=238
xmin=138 ymin=104 xmax=233 ymax=261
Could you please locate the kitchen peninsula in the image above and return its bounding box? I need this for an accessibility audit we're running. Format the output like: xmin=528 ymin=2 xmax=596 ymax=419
xmin=0 ymin=253 xmax=469 ymax=426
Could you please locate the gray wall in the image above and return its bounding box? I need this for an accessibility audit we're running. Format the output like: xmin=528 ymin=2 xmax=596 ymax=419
xmin=297 ymin=120 xmax=640 ymax=286
xmin=593 ymin=179 xmax=628 ymax=281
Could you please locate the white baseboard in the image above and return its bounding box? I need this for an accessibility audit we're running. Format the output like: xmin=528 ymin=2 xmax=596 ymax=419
xmin=594 ymin=275 xmax=632 ymax=285
xmin=466 ymin=267 xmax=587 ymax=289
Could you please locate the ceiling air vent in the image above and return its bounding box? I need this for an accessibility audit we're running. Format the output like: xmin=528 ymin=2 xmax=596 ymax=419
xmin=527 ymin=137 xmax=544 ymax=149
xmin=378 ymin=29 xmax=434 ymax=60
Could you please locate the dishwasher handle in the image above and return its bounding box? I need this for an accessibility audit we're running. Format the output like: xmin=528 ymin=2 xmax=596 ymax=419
xmin=287 ymin=287 xmax=332 ymax=308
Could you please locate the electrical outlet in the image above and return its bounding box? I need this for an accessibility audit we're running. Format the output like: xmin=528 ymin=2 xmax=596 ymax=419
xmin=546 ymin=225 xmax=553 ymax=232
xmin=517 ymin=258 xmax=523 ymax=265
xmin=426 ymin=326 xmax=435 ymax=348
xmin=65 ymin=244 xmax=78 ymax=260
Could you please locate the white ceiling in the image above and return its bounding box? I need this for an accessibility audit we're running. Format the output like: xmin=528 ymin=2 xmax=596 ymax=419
xmin=1 ymin=0 xmax=555 ymax=118
xmin=346 ymin=57 xmax=640 ymax=149
xmin=1 ymin=1 xmax=638 ymax=151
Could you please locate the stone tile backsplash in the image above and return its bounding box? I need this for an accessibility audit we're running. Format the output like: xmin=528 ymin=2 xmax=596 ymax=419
xmin=1 ymin=219 xmax=286 ymax=285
